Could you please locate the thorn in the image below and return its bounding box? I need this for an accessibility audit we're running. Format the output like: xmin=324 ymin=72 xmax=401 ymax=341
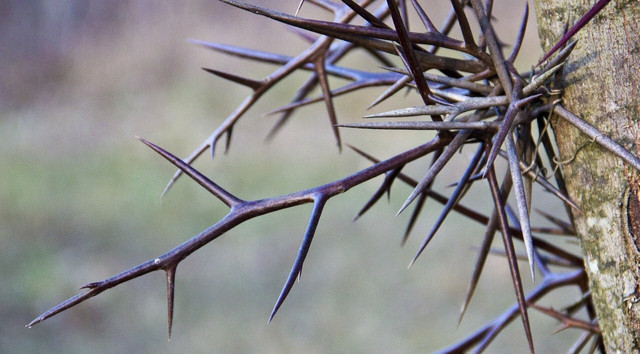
xmin=137 ymin=136 xmax=242 ymax=207
xmin=165 ymin=265 xmax=177 ymax=340
xmin=224 ymin=128 xmax=233 ymax=154
xmin=202 ymin=68 xmax=264 ymax=91
xmin=367 ymin=76 xmax=411 ymax=110
xmin=294 ymin=0 xmax=305 ymax=16
xmin=401 ymin=193 xmax=426 ymax=246
xmin=398 ymin=132 xmax=468 ymax=215
xmin=269 ymin=198 xmax=326 ymax=322
xmin=80 ymin=281 xmax=101 ymax=290
xmin=410 ymin=144 xmax=484 ymax=266
xmin=537 ymin=0 xmax=612 ymax=65
xmin=312 ymin=57 xmax=342 ymax=151
xmin=506 ymin=135 xmax=535 ymax=281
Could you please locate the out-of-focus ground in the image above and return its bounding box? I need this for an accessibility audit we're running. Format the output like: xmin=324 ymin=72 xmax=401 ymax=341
xmin=2 ymin=1 xmax=583 ymax=352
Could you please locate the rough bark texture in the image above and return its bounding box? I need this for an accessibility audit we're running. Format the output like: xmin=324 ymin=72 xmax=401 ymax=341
xmin=533 ymin=0 xmax=640 ymax=350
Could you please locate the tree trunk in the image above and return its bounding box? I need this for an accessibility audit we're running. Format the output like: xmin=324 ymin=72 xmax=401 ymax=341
xmin=533 ymin=0 xmax=640 ymax=350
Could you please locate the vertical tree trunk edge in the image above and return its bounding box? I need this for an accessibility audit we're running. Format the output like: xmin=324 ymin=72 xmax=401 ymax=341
xmin=533 ymin=0 xmax=640 ymax=350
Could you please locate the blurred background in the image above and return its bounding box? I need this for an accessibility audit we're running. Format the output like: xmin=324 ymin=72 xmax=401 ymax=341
xmin=2 ymin=1 xmax=584 ymax=352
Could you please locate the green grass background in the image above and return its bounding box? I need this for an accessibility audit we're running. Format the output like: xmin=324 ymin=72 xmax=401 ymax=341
xmin=2 ymin=1 xmax=584 ymax=352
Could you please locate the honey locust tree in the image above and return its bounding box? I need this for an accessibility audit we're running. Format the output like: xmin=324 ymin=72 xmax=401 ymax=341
xmin=28 ymin=0 xmax=640 ymax=351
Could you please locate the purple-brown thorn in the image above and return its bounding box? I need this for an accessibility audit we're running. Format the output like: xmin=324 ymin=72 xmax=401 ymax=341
xmin=537 ymin=0 xmax=612 ymax=66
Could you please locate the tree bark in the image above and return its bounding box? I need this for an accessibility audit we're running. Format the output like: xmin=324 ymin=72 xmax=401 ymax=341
xmin=533 ymin=0 xmax=640 ymax=350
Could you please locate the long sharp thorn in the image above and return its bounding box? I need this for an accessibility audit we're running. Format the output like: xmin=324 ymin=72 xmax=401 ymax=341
xmin=397 ymin=131 xmax=469 ymax=215
xmin=137 ymin=137 xmax=242 ymax=207
xmin=486 ymin=165 xmax=535 ymax=353
xmin=314 ymin=56 xmax=342 ymax=151
xmin=459 ymin=218 xmax=497 ymax=325
xmin=269 ymin=198 xmax=326 ymax=322
xmin=554 ymin=104 xmax=640 ymax=172
xmin=501 ymin=148 xmax=580 ymax=212
xmin=537 ymin=0 xmax=612 ymax=65
xmin=401 ymin=193 xmax=426 ymax=246
xmin=470 ymin=0 xmax=513 ymax=96
xmin=202 ymin=68 xmax=264 ymax=91
xmin=165 ymin=265 xmax=177 ymax=340
xmin=506 ymin=135 xmax=535 ymax=280
xmin=409 ymin=144 xmax=484 ymax=267
xmin=160 ymin=142 xmax=210 ymax=198
xmin=337 ymin=121 xmax=497 ymax=131
xmin=459 ymin=170 xmax=512 ymax=325
xmin=347 ymin=142 xmax=582 ymax=269
xmin=402 ymin=148 xmax=443 ymax=245
xmin=386 ymin=0 xmax=439 ymax=117
xmin=506 ymin=3 xmax=529 ymax=63
xmin=483 ymin=83 xmax=530 ymax=176
xmin=363 ymin=105 xmax=457 ymax=118
xmin=221 ymin=0 xmax=484 ymax=73
xmin=368 ymin=76 xmax=412 ymax=110
xmin=541 ymin=40 xmax=577 ymax=73
xmin=28 ymin=256 xmax=163 ymax=328
xmin=188 ymin=39 xmax=293 ymax=66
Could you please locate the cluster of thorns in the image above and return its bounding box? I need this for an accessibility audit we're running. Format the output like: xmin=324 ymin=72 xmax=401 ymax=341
xmin=31 ymin=0 xmax=636 ymax=352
